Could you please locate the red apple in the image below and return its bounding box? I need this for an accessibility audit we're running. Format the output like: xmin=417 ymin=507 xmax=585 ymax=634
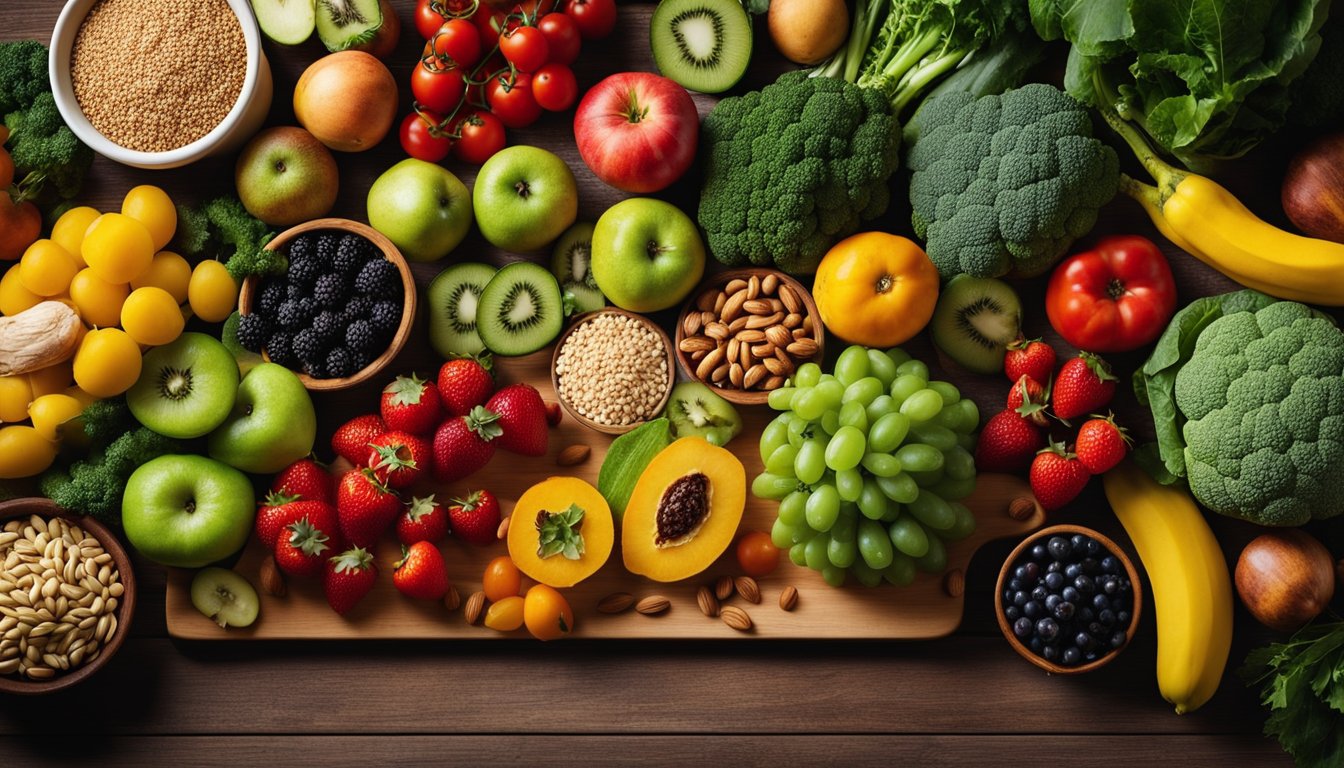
xmin=573 ymin=72 xmax=698 ymax=194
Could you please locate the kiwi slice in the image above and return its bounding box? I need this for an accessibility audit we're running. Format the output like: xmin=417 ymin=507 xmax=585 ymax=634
xmin=315 ymin=0 xmax=384 ymax=51
xmin=663 ymin=381 xmax=742 ymax=447
xmin=550 ymin=221 xmax=605 ymax=317
xmin=427 ymin=262 xmax=497 ymax=358
xmin=929 ymin=275 xmax=1023 ymax=375
xmin=190 ymin=567 xmax=259 ymax=629
xmin=650 ymin=0 xmax=752 ymax=94
xmin=127 ymin=332 xmax=241 ymax=439
xmin=477 ymin=261 xmax=564 ymax=357
xmin=250 ymin=0 xmax=316 ymax=46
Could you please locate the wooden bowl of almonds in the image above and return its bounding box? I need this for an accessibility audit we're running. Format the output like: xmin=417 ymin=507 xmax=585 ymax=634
xmin=674 ymin=269 xmax=825 ymax=405
xmin=0 ymin=498 xmax=135 ymax=695
xmin=551 ymin=309 xmax=676 ymax=435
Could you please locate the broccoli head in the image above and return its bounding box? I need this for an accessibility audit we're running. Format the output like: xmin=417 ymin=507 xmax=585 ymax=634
xmin=40 ymin=427 xmax=178 ymax=523
xmin=171 ymin=197 xmax=282 ymax=279
xmin=697 ymin=70 xmax=902 ymax=275
xmin=905 ymin=83 xmax=1119 ymax=279
xmin=0 ymin=40 xmax=50 ymax=115
xmin=6 ymin=92 xmax=93 ymax=200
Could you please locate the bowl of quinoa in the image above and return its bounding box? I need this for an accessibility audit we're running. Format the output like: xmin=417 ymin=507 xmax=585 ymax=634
xmin=48 ymin=0 xmax=272 ymax=169
xmin=550 ymin=309 xmax=676 ymax=435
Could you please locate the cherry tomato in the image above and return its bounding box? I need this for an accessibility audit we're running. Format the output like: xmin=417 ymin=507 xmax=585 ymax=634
xmin=482 ymin=555 xmax=522 ymax=602
xmin=531 ymin=63 xmax=577 ymax=111
xmin=399 ymin=110 xmax=455 ymax=163
xmin=484 ymin=595 xmax=526 ymax=631
xmin=523 ymin=584 xmax=573 ymax=641
xmin=537 ymin=12 xmax=581 ymax=65
xmin=485 ymin=72 xmax=542 ymax=128
xmin=411 ymin=63 xmax=467 ymax=114
xmin=424 ymin=18 xmax=482 ymax=69
xmin=736 ymin=530 xmax=782 ymax=577
xmin=0 ymin=146 xmax=13 ymax=190
xmin=454 ymin=110 xmax=506 ymax=165
xmin=564 ymin=0 xmax=616 ymax=40
xmin=1044 ymin=235 xmax=1177 ymax=353
xmin=473 ymin=5 xmax=507 ymax=50
xmin=0 ymin=194 xmax=41 ymax=262
xmin=414 ymin=0 xmax=448 ymax=39
xmin=499 ymin=26 xmax=549 ymax=74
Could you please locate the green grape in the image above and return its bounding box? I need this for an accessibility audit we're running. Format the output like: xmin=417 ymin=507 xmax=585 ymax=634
xmin=883 ymin=553 xmax=916 ymax=586
xmin=889 ymin=516 xmax=929 ymax=558
xmin=804 ymin=484 xmax=841 ymax=531
xmin=950 ymin=399 xmax=980 ymax=434
xmin=832 ymin=504 xmax=858 ymax=538
xmin=791 ymin=525 xmax=817 ymax=544
xmin=857 ymin=518 xmax=894 ymax=569
xmin=851 ymin=558 xmax=884 ymax=587
xmin=956 ymin=432 xmax=977 ymax=451
xmin=814 ymin=379 xmax=844 ymax=410
xmin=794 ymin=362 xmax=822 ymax=388
xmin=819 ymin=409 xmax=840 ymax=435
xmin=787 ymin=416 xmax=810 ymax=446
xmin=789 ymin=543 xmax=808 ymax=566
xmin=841 ymin=376 xmax=884 ymax=406
xmin=835 ymin=467 xmax=864 ymax=502
xmin=867 ymin=412 xmax=910 ymax=453
xmin=792 ymin=388 xmax=825 ymax=421
xmin=834 ymin=345 xmax=871 ymax=385
xmin=827 ymin=530 xmax=857 ymax=568
xmin=767 ymin=386 xmax=796 ymax=411
xmin=910 ymin=423 xmax=957 ymax=452
xmin=890 ymin=373 xmax=925 ymax=403
xmin=900 ymin=388 xmax=944 ymax=422
xmin=880 ymin=504 xmax=900 ymax=522
xmin=943 ymin=446 xmax=976 ymax=480
xmin=943 ymin=502 xmax=976 ymax=541
xmin=884 ymin=347 xmax=912 ymax=368
xmin=865 ymin=395 xmax=896 ymax=423
xmin=803 ymin=535 xmax=829 ymax=570
xmin=794 ymin=438 xmax=827 ymax=484
xmin=930 ymin=476 xmax=976 ymax=501
xmin=926 ymin=380 xmax=960 ymax=405
xmin=875 ymin=472 xmax=919 ymax=504
xmin=760 ymin=416 xmax=791 ymax=458
xmin=838 ymin=400 xmax=868 ymax=431
xmin=907 ymin=465 xmax=945 ymax=487
xmin=766 ymin=443 xmax=800 ymax=475
xmin=896 ymin=359 xmax=929 ymax=380
xmin=825 ymin=425 xmax=866 ymax=471
xmin=857 ymin=478 xmax=888 ymax=520
xmin=932 ymin=405 xmax=963 ymax=432
xmin=861 ymin=451 xmax=902 ymax=477
xmin=915 ymin=532 xmax=947 ymax=573
xmin=896 ymin=442 xmax=944 ymax=473
xmin=778 ymin=490 xmax=808 ymax=526
xmin=822 ymin=564 xmax=848 ymax=586
xmin=866 ymin=349 xmax=898 ymax=386
xmin=752 ymin=472 xmax=797 ymax=500
xmin=771 ymin=518 xmax=795 ymax=549
xmin=908 ymin=489 xmax=956 ymax=531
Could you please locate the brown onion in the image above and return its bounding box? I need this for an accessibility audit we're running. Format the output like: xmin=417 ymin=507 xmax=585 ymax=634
xmin=1235 ymin=529 xmax=1335 ymax=633
xmin=1282 ymin=132 xmax=1344 ymax=244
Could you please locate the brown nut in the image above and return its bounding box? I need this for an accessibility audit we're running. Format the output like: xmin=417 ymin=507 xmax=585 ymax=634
xmin=786 ymin=338 xmax=819 ymax=358
xmin=720 ymin=605 xmax=753 ymax=632
xmin=597 ymin=592 xmax=635 ymax=614
xmin=695 ymin=346 xmax=726 ymax=380
xmin=778 ymin=285 xmax=801 ymax=314
xmin=443 ymin=585 xmax=461 ymax=611
xmin=761 ymin=273 xmax=780 ymax=295
xmin=681 ymin=312 xmax=703 ymax=337
xmin=259 ymin=556 xmax=286 ymax=597
xmin=679 ymin=336 xmax=715 ymax=353
xmin=497 ymin=516 xmax=512 ymax=540
xmin=765 ymin=325 xmax=792 ymax=348
xmin=747 ymin=274 xmax=761 ymax=300
xmin=636 ymin=595 xmax=671 ymax=615
xmin=703 ymin=323 xmax=730 ymax=341
xmin=743 ymin=364 xmax=769 ymax=390
xmin=464 ymin=591 xmax=486 ymax=625
xmin=556 ymin=445 xmax=591 ymax=466
xmin=724 ymin=278 xmax=748 ymax=295
xmin=734 ymin=329 xmax=766 ymax=344
xmin=943 ymin=569 xmax=965 ymax=598
xmin=714 ymin=575 xmax=735 ymax=601
xmin=696 ymin=585 xmax=720 ymax=617
xmin=734 ymin=576 xmax=761 ymax=604
xmin=779 ymin=585 xmax=799 ymax=612
xmin=720 ymin=289 xmax=748 ymax=322
xmin=745 ymin=311 xmax=784 ymax=330
xmin=1007 ymin=497 xmax=1037 ymax=521
xmin=742 ymin=299 xmax=774 ymax=316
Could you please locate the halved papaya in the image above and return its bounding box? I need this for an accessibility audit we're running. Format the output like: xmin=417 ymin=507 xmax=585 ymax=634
xmin=508 ymin=476 xmax=614 ymax=588
xmin=622 ymin=437 xmax=746 ymax=582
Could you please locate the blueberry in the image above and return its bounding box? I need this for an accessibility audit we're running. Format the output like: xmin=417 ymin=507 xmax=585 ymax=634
xmin=1064 ymin=563 xmax=1082 ymax=580
xmin=1085 ymin=538 xmax=1102 ymax=556
xmin=1045 ymin=594 xmax=1062 ymax=611
xmin=1013 ymin=591 xmax=1029 ymax=607
xmin=1047 ymin=536 xmax=1072 ymax=560
xmin=1062 ymin=647 xmax=1082 ymax=666
xmin=1042 ymin=644 xmax=1059 ymax=662
xmin=1024 ymin=601 xmax=1043 ymax=619
xmin=1046 ymin=561 xmax=1062 ymax=573
xmin=1031 ymin=543 xmax=1049 ymax=561
xmin=1062 ymin=586 xmax=1080 ymax=603
xmin=1080 ymin=557 xmax=1099 ymax=575
xmin=1071 ymin=534 xmax=1088 ymax=551
xmin=1036 ymin=618 xmax=1059 ymax=642
xmin=1088 ymin=622 xmax=1106 ymax=637
xmin=1117 ymin=610 xmax=1131 ymax=626
xmin=1074 ymin=575 xmax=1095 ymax=594
xmin=1029 ymin=636 xmax=1044 ymax=653
xmin=1003 ymin=588 xmax=1014 ymax=602
xmin=1008 ymin=578 xmax=1023 ymax=592
xmin=1085 ymin=651 xmax=1099 ymax=662
xmin=1023 ymin=562 xmax=1041 ymax=581
xmin=1100 ymin=556 xmax=1120 ymax=574
xmin=1101 ymin=577 xmax=1120 ymax=595
xmin=1031 ymin=585 xmax=1048 ymax=602
xmin=1013 ymin=617 xmax=1033 ymax=639
xmin=1013 ymin=565 xmax=1028 ymax=581
xmin=1077 ymin=607 xmax=1095 ymax=624
xmin=1053 ymin=601 xmax=1075 ymax=621
xmin=1092 ymin=593 xmax=1110 ymax=611
xmin=1098 ymin=609 xmax=1116 ymax=627
xmin=1110 ymin=630 xmax=1127 ymax=649
xmin=1005 ymin=605 xmax=1021 ymax=621
xmin=1044 ymin=572 xmax=1064 ymax=591
xmin=1076 ymin=632 xmax=1095 ymax=651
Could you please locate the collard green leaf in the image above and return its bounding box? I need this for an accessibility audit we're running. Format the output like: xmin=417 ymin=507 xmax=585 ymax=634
xmin=597 ymin=418 xmax=671 ymax=522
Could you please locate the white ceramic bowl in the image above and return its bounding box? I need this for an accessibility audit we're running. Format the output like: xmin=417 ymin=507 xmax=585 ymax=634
xmin=48 ymin=0 xmax=273 ymax=169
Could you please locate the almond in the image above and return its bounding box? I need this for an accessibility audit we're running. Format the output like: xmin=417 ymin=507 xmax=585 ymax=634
xmin=786 ymin=338 xmax=819 ymax=358
xmin=695 ymin=346 xmax=726 ymax=380
xmin=464 ymin=591 xmax=486 ymax=625
xmin=720 ymin=605 xmax=753 ymax=632
xmin=747 ymin=274 xmax=761 ymax=300
xmin=704 ymin=322 xmax=730 ymax=341
xmin=597 ymin=592 xmax=635 ymax=614
xmin=742 ymin=299 xmax=774 ymax=316
xmin=635 ymin=595 xmax=670 ymax=615
xmin=944 ymin=569 xmax=965 ymax=598
xmin=1008 ymin=497 xmax=1037 ymax=521
xmin=696 ymin=288 xmax=719 ymax=312
xmin=720 ymin=289 xmax=748 ymax=323
xmin=681 ymin=313 xmax=702 ymax=337
xmin=761 ymin=273 xmax=780 ymax=295
xmin=713 ymin=291 xmax=727 ymax=314
xmin=779 ymin=285 xmax=801 ymax=314
xmin=763 ymin=356 xmax=790 ymax=376
xmin=443 ymin=585 xmax=461 ymax=611
xmin=750 ymin=342 xmax=775 ymax=360
xmin=728 ymin=315 xmax=750 ymax=334
xmin=726 ymin=337 xmax=741 ymax=367
xmin=696 ymin=585 xmax=719 ymax=617
xmin=763 ymin=375 xmax=787 ymax=390
xmin=714 ymin=575 xmax=735 ymax=601
xmin=779 ymin=585 xmax=799 ymax=612
xmin=743 ymin=364 xmax=768 ymax=390
xmin=745 ymin=311 xmax=784 ymax=330
xmin=765 ymin=325 xmax=792 ymax=348
xmin=729 ymin=363 xmax=745 ymax=388
xmin=734 ymin=576 xmax=761 ymax=604
xmin=783 ymin=313 xmax=802 ymax=329
xmin=496 ymin=516 xmax=511 ymax=540
xmin=679 ymin=336 xmax=715 ymax=353
xmin=724 ymin=278 xmax=748 ymax=296
xmin=259 ymin=556 xmax=285 ymax=597
xmin=556 ymin=444 xmax=591 ymax=467
xmin=734 ymin=329 xmax=766 ymax=344
xmin=711 ymin=362 xmax=731 ymax=383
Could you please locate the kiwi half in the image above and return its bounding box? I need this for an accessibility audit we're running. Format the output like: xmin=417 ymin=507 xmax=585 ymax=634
xmin=929 ymin=275 xmax=1022 ymax=374
xmin=650 ymin=0 xmax=752 ymax=94
xmin=477 ymin=261 xmax=564 ymax=357
xmin=315 ymin=0 xmax=383 ymax=51
xmin=427 ymin=262 xmax=497 ymax=358
xmin=550 ymin=221 xmax=606 ymax=317
xmin=127 ymin=332 xmax=240 ymax=439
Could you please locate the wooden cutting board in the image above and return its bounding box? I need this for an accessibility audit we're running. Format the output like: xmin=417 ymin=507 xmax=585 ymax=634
xmin=165 ymin=352 xmax=1045 ymax=640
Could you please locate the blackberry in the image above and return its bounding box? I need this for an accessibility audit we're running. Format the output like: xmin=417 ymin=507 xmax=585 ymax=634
xmin=287 ymin=279 xmax=310 ymax=299
xmin=343 ymin=295 xmax=373 ymax=321
xmin=258 ymin=280 xmax=287 ymax=315
xmin=345 ymin=319 xmax=378 ymax=354
xmin=236 ymin=313 xmax=271 ymax=352
xmin=325 ymin=346 xmax=358 ymax=378
xmin=313 ymin=273 xmax=349 ymax=308
xmin=349 ymin=347 xmax=376 ymax=372
xmin=334 ymin=233 xmax=375 ymax=275
xmin=292 ymin=327 xmax=329 ymax=367
xmin=287 ymin=234 xmax=316 ymax=263
xmin=354 ymin=258 xmax=400 ymax=299
xmin=266 ymin=330 xmax=296 ymax=367
xmin=369 ymin=300 xmax=402 ymax=336
xmin=314 ymin=233 xmax=339 ymax=266
xmin=276 ymin=298 xmax=317 ymax=330
xmin=288 ymin=252 xmax=321 ymax=289
xmin=310 ymin=310 xmax=344 ymax=346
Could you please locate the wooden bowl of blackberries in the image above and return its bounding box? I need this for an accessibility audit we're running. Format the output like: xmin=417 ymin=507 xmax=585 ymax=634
xmin=996 ymin=525 xmax=1142 ymax=674
xmin=236 ymin=218 xmax=416 ymax=391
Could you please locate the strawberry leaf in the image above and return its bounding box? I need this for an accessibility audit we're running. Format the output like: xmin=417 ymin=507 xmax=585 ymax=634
xmin=404 ymin=495 xmax=438 ymax=522
xmin=384 ymin=373 xmax=431 ymax=406
xmin=465 ymin=406 xmax=504 ymax=442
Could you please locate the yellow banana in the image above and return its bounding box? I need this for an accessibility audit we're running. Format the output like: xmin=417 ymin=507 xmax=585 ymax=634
xmin=1102 ymin=461 xmax=1233 ymax=715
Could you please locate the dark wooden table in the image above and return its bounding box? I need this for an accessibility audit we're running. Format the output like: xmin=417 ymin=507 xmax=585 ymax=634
xmin=2 ymin=1 xmax=1326 ymax=764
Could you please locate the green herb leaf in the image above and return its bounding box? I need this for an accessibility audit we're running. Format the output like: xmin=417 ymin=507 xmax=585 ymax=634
xmin=536 ymin=504 xmax=585 ymax=561
xmin=598 ymin=418 xmax=672 ymax=522
xmin=1243 ymin=619 xmax=1344 ymax=767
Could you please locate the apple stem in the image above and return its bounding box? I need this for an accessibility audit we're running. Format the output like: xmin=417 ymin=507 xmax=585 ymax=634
xmin=625 ymin=89 xmax=648 ymax=124
xmin=645 ymin=240 xmax=666 ymax=259
xmin=514 ymin=180 xmax=530 ymax=199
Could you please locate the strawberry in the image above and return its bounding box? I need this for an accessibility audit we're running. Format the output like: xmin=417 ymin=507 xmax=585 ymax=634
xmin=1005 ymin=337 xmax=1057 ymax=385
xmin=543 ymin=401 xmax=561 ymax=427
xmin=324 ymin=547 xmax=377 ymax=615
xmin=271 ymin=458 xmax=333 ymax=504
xmin=448 ymin=489 xmax=501 ymax=546
xmin=274 ymin=517 xmax=333 ymax=578
xmin=397 ymin=495 xmax=448 ymax=545
xmin=1029 ymin=441 xmax=1092 ymax=511
xmin=1053 ymin=352 xmax=1118 ymax=421
xmin=1006 ymin=374 xmax=1049 ymax=427
xmin=366 ymin=430 xmax=432 ymax=489
xmin=393 ymin=541 xmax=450 ymax=600
xmin=974 ymin=409 xmax=1046 ymax=473
xmin=255 ymin=497 xmax=339 ymax=550
xmin=1075 ymin=415 xmax=1130 ymax=474
xmin=337 ymin=468 xmax=402 ymax=548
xmin=432 ymin=406 xmax=501 ymax=482
xmin=331 ymin=414 xmax=386 ymax=465
xmin=380 ymin=374 xmax=442 ymax=436
xmin=486 ymin=383 xmax=549 ymax=456
xmin=436 ymin=355 xmax=494 ymax=418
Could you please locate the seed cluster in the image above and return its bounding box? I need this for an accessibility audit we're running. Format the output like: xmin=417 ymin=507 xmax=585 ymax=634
xmin=555 ymin=312 xmax=670 ymax=426
xmin=71 ymin=0 xmax=246 ymax=152
xmin=0 ymin=515 xmax=123 ymax=680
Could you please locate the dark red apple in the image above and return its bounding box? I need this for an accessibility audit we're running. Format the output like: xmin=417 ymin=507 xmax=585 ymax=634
xmin=573 ymin=72 xmax=698 ymax=194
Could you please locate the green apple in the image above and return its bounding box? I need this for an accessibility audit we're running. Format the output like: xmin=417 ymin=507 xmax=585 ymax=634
xmin=367 ymin=158 xmax=473 ymax=262
xmin=207 ymin=363 xmax=316 ymax=474
xmin=122 ymin=454 xmax=256 ymax=568
xmin=590 ymin=198 xmax=706 ymax=312
xmin=235 ymin=126 xmax=338 ymax=227
xmin=472 ymin=145 xmax=577 ymax=252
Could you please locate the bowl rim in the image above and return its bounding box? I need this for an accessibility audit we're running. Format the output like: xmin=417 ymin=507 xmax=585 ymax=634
xmin=994 ymin=523 xmax=1144 ymax=675
xmin=239 ymin=218 xmax=418 ymax=392
xmin=549 ymin=308 xmax=676 ymax=435
xmin=0 ymin=497 xmax=136 ymax=695
xmin=48 ymin=0 xmax=263 ymax=166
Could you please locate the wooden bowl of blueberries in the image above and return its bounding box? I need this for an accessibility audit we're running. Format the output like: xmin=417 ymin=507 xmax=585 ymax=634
xmin=236 ymin=218 xmax=416 ymax=392
xmin=996 ymin=524 xmax=1143 ymax=674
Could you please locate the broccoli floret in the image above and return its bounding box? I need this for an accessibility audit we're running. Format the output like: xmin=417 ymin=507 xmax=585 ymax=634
xmin=40 ymin=428 xmax=178 ymax=523
xmin=6 ymin=92 xmax=93 ymax=201
xmin=905 ymin=83 xmax=1119 ymax=279
xmin=172 ymin=202 xmax=212 ymax=256
xmin=0 ymin=40 xmax=49 ymax=115
xmin=697 ymin=71 xmax=901 ymax=275
xmin=76 ymin=397 xmax=137 ymax=446
xmin=172 ymin=197 xmax=282 ymax=280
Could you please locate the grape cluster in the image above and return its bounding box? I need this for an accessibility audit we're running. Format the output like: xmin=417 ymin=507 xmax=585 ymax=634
xmin=753 ymin=346 xmax=980 ymax=587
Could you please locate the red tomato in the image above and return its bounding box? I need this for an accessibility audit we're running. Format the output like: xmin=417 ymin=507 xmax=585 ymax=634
xmin=474 ymin=6 xmax=507 ymax=50
xmin=424 ymin=18 xmax=482 ymax=69
xmin=454 ymin=110 xmax=506 ymax=164
xmin=532 ymin=63 xmax=577 ymax=111
xmin=1045 ymin=235 xmax=1178 ymax=353
xmin=499 ymin=26 xmax=549 ymax=74
xmin=414 ymin=0 xmax=447 ymax=39
xmin=411 ymin=64 xmax=466 ymax=114
xmin=537 ymin=12 xmax=581 ymax=65
xmin=564 ymin=0 xmax=616 ymax=39
xmin=399 ymin=111 xmax=454 ymax=163
xmin=486 ymin=72 xmax=542 ymax=128
xmin=736 ymin=531 xmax=781 ymax=578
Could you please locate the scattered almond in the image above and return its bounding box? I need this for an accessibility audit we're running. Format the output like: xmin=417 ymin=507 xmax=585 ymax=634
xmin=696 ymin=585 xmax=719 ymax=617
xmin=720 ymin=605 xmax=753 ymax=632
xmin=497 ymin=516 xmax=511 ymax=540
xmin=714 ymin=575 xmax=735 ymax=601
xmin=635 ymin=595 xmax=671 ymax=616
xmin=734 ymin=576 xmax=761 ymax=604
xmin=464 ymin=591 xmax=486 ymax=625
xmin=944 ymin=569 xmax=965 ymax=598
xmin=556 ymin=444 xmax=591 ymax=467
xmin=443 ymin=585 xmax=461 ymax=612
xmin=259 ymin=555 xmax=285 ymax=597
xmin=597 ymin=592 xmax=635 ymax=614
xmin=779 ymin=585 xmax=799 ymax=612
xmin=1008 ymin=497 xmax=1037 ymax=521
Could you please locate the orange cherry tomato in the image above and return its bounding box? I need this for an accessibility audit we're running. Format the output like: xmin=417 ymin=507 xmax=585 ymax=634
xmin=482 ymin=555 xmax=522 ymax=602
xmin=0 ymin=194 xmax=42 ymax=262
xmin=736 ymin=530 xmax=782 ymax=577
xmin=523 ymin=584 xmax=573 ymax=641
xmin=483 ymin=595 xmax=525 ymax=631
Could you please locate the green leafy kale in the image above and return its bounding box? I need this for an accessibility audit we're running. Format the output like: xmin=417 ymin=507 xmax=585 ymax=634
xmin=171 ymin=196 xmax=281 ymax=280
xmin=1242 ymin=620 xmax=1344 ymax=768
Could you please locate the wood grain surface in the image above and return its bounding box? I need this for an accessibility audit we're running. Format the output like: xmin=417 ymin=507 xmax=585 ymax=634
xmin=0 ymin=0 xmax=1325 ymax=764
